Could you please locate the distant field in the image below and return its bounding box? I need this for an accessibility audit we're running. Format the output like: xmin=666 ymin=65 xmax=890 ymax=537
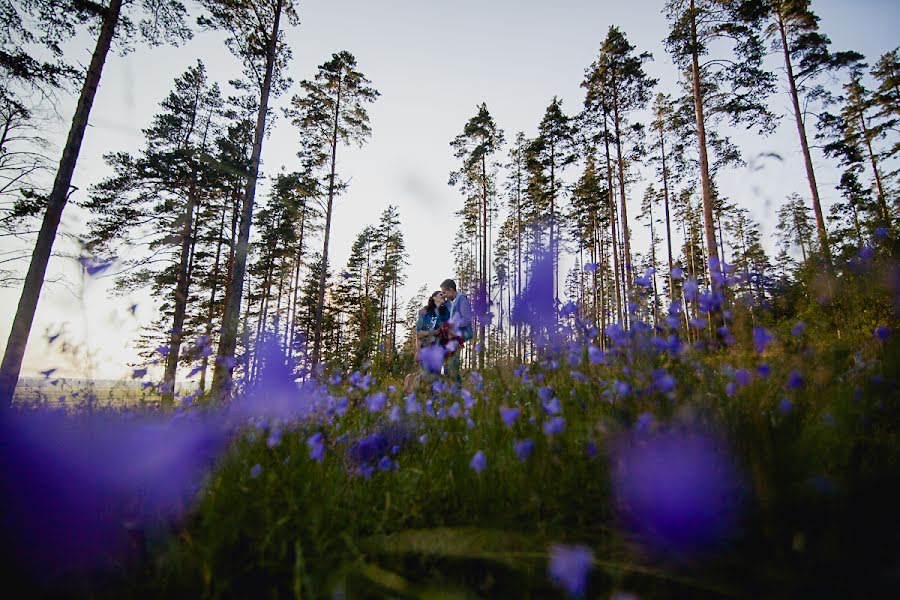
xmin=12 ymin=377 xmax=196 ymax=409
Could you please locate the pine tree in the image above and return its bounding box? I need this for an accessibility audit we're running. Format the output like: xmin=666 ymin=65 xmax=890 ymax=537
xmin=584 ymin=27 xmax=657 ymax=297
xmin=449 ymin=103 xmax=504 ymax=368
xmin=1 ymin=0 xmax=191 ymax=408
xmin=290 ymin=50 xmax=379 ymax=369
xmin=776 ymin=193 xmax=815 ymax=263
xmin=760 ymin=0 xmax=863 ymax=264
xmin=201 ymin=0 xmax=298 ymax=401
xmin=664 ymin=0 xmax=776 ymax=280
xmin=528 ymin=97 xmax=576 ymax=325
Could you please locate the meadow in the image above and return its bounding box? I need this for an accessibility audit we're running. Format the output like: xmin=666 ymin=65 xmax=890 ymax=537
xmin=4 ymin=247 xmax=898 ymax=600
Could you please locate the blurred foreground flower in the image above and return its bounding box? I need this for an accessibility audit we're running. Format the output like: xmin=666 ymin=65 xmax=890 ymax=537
xmin=0 ymin=410 xmax=225 ymax=575
xmin=548 ymin=543 xmax=593 ymax=597
xmin=609 ymin=429 xmax=744 ymax=557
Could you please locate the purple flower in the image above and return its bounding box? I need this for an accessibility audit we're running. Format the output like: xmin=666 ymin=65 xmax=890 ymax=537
xmin=778 ymin=398 xmax=793 ymax=414
xmin=366 ymin=392 xmax=387 ymax=412
xmin=405 ymin=394 xmax=421 ymax=414
xmin=514 ymin=439 xmax=535 ymax=461
xmin=548 ymin=544 xmax=593 ymax=597
xmin=689 ymin=317 xmax=707 ymax=329
xmin=610 ymin=430 xmax=743 ymax=556
xmin=654 ymin=371 xmax=676 ymax=393
xmin=791 ymin=321 xmax=807 ymax=337
xmin=671 ymin=266 xmax=684 ymax=280
xmin=250 ymin=463 xmax=262 ymax=478
xmin=859 ymin=245 xmax=875 ymax=260
xmin=874 ymin=325 xmax=890 ymax=341
xmin=734 ymin=369 xmax=752 ymax=387
xmin=725 ymin=382 xmax=736 ymax=397
xmin=753 ymin=326 xmax=774 ymax=354
xmin=419 ymin=344 xmax=445 ymax=374
xmin=543 ymin=416 xmax=566 ymax=436
xmin=470 ymin=450 xmax=487 ymax=473
xmin=377 ymin=456 xmax=398 ymax=471
xmin=500 ymin=406 xmax=521 ymax=428
xmin=682 ymin=279 xmax=699 ymax=302
xmin=307 ymin=433 xmax=325 ymax=462
xmin=756 ymin=364 xmax=771 ymax=378
xmin=266 ymin=428 xmax=282 ymax=448
xmin=448 ymin=402 xmax=463 ymax=418
xmin=635 ymin=412 xmax=654 ymax=432
xmin=584 ymin=262 xmax=598 ymax=273
xmin=587 ymin=345 xmax=604 ymax=364
xmin=787 ymin=371 xmax=804 ymax=390
xmin=614 ymin=380 xmax=631 ymax=398
xmin=543 ymin=397 xmax=562 ymax=415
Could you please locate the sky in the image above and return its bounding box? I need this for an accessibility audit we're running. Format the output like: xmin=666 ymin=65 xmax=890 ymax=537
xmin=1 ymin=0 xmax=898 ymax=380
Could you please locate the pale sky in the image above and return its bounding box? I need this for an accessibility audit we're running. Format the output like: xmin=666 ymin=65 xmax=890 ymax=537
xmin=2 ymin=0 xmax=898 ymax=380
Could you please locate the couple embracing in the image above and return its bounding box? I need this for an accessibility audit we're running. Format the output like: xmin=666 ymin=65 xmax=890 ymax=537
xmin=410 ymin=279 xmax=473 ymax=390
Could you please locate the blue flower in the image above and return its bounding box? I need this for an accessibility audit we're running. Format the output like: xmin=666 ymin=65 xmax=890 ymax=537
xmin=753 ymin=326 xmax=774 ymax=354
xmin=366 ymin=392 xmax=387 ymax=413
xmin=874 ymin=325 xmax=890 ymax=341
xmin=543 ymin=416 xmax=566 ymax=436
xmin=470 ymin=450 xmax=487 ymax=472
xmin=448 ymin=402 xmax=463 ymax=418
xmin=787 ymin=371 xmax=804 ymax=390
xmin=307 ymin=433 xmax=325 ymax=462
xmin=377 ymin=456 xmax=398 ymax=471
xmin=588 ymin=345 xmax=604 ymax=364
xmin=405 ymin=394 xmax=420 ymax=414
xmin=635 ymin=412 xmax=654 ymax=432
xmin=734 ymin=369 xmax=752 ymax=387
xmin=250 ymin=463 xmax=262 ymax=478
xmin=461 ymin=389 xmax=476 ymax=409
xmin=791 ymin=321 xmax=807 ymax=337
xmin=778 ymin=398 xmax=793 ymax=414
xmin=419 ymin=344 xmax=445 ymax=374
xmin=514 ymin=439 xmax=535 ymax=461
xmin=756 ymin=364 xmax=771 ymax=378
xmin=543 ymin=397 xmax=562 ymax=415
xmin=500 ymin=406 xmax=521 ymax=428
xmin=548 ymin=544 xmax=593 ymax=597
xmin=683 ymin=279 xmax=699 ymax=301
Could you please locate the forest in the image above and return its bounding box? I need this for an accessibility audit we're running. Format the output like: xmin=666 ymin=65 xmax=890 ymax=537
xmin=0 ymin=0 xmax=898 ymax=598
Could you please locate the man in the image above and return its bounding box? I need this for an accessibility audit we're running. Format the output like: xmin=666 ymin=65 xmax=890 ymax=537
xmin=440 ymin=279 xmax=472 ymax=385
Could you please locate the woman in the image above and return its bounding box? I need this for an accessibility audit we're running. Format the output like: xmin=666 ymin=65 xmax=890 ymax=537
xmin=405 ymin=291 xmax=449 ymax=393
xmin=415 ymin=290 xmax=449 ymax=355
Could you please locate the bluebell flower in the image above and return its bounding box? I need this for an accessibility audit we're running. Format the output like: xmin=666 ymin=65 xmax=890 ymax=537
xmin=756 ymin=364 xmax=771 ymax=378
xmin=753 ymin=326 xmax=774 ymax=354
xmin=671 ymin=266 xmax=684 ymax=280
xmin=419 ymin=344 xmax=445 ymax=374
xmin=389 ymin=405 xmax=402 ymax=422
xmin=654 ymin=371 xmax=676 ymax=394
xmin=448 ymin=402 xmax=463 ymax=418
xmin=405 ymin=394 xmax=420 ymax=414
xmin=734 ymin=369 xmax=752 ymax=387
xmin=588 ymin=345 xmax=604 ymax=364
xmin=250 ymin=463 xmax=262 ymax=478
xmin=377 ymin=456 xmax=398 ymax=471
xmin=366 ymin=392 xmax=387 ymax=413
xmin=470 ymin=450 xmax=487 ymax=472
xmin=610 ymin=430 xmax=743 ymax=556
xmin=266 ymin=428 xmax=282 ymax=448
xmin=635 ymin=412 xmax=654 ymax=432
xmin=418 ymin=434 xmax=428 ymax=444
xmin=584 ymin=262 xmax=598 ymax=273
xmin=544 ymin=416 xmax=566 ymax=436
xmin=543 ymin=397 xmax=562 ymax=415
xmin=787 ymin=371 xmax=804 ymax=390
xmin=614 ymin=380 xmax=631 ymax=397
xmin=725 ymin=382 xmax=736 ymax=397
xmin=683 ymin=279 xmax=699 ymax=301
xmin=874 ymin=325 xmax=890 ymax=341
xmin=467 ymin=418 xmax=476 ymax=429
xmin=689 ymin=317 xmax=707 ymax=329
xmin=515 ymin=439 xmax=535 ymax=461
xmin=548 ymin=544 xmax=593 ymax=598
xmin=585 ymin=441 xmax=598 ymax=458
xmin=791 ymin=321 xmax=807 ymax=337
xmin=307 ymin=433 xmax=325 ymax=462
xmin=875 ymin=226 xmax=889 ymax=239
xmin=859 ymin=245 xmax=875 ymax=260
xmin=461 ymin=389 xmax=476 ymax=409
xmin=500 ymin=406 xmax=521 ymax=428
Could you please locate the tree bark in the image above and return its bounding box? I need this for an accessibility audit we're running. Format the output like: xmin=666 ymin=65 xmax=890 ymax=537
xmin=211 ymin=0 xmax=283 ymax=401
xmin=776 ymin=9 xmax=832 ymax=265
xmin=0 ymin=0 xmax=123 ymax=409
xmin=311 ymin=70 xmax=342 ymax=367
xmin=689 ymin=0 xmax=720 ymax=275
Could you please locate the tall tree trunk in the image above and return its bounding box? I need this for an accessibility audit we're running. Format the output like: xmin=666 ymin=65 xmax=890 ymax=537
xmin=612 ymin=82 xmax=633 ymax=299
xmin=0 ymin=0 xmax=123 ymax=409
xmin=602 ymin=112 xmax=622 ymax=325
xmin=162 ymin=168 xmax=199 ymax=406
xmin=776 ymin=9 xmax=832 ymax=265
xmin=211 ymin=0 xmax=283 ymax=401
xmin=689 ymin=0 xmax=720 ymax=275
xmin=311 ymin=71 xmax=342 ymax=367
xmin=858 ymin=112 xmax=890 ymax=224
xmin=200 ymin=193 xmax=230 ymax=392
xmin=479 ymin=154 xmax=488 ymax=369
xmin=658 ymin=123 xmax=676 ymax=305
